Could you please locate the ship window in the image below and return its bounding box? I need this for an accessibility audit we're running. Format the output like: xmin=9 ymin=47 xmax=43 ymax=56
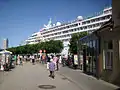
xmin=107 ymin=15 xmax=110 ymax=19
xmin=71 ymin=29 xmax=74 ymax=32
xmin=69 ymin=25 xmax=72 ymax=28
xmin=74 ymin=28 xmax=76 ymax=31
xmin=88 ymin=25 xmax=92 ymax=28
xmin=105 ymin=16 xmax=108 ymax=19
xmin=93 ymin=24 xmax=96 ymax=27
xmin=63 ymin=31 xmax=68 ymax=33
xmin=100 ymin=22 xmax=104 ymax=25
xmin=101 ymin=16 xmax=106 ymax=20
xmin=67 ymin=26 xmax=69 ymax=28
xmin=95 ymin=24 xmax=97 ymax=27
xmin=87 ymin=21 xmax=90 ymax=24
xmin=80 ymin=27 xmax=83 ymax=30
xmin=84 ymin=26 xmax=87 ymax=29
xmin=73 ymin=24 xmax=78 ymax=27
xmin=97 ymin=23 xmax=100 ymax=26
xmin=91 ymin=19 xmax=95 ymax=23
xmin=96 ymin=18 xmax=100 ymax=21
xmin=82 ymin=22 xmax=86 ymax=25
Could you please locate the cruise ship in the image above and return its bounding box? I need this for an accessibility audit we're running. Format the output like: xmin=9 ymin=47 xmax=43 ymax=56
xmin=25 ymin=6 xmax=112 ymax=55
xmin=26 ymin=31 xmax=44 ymax=45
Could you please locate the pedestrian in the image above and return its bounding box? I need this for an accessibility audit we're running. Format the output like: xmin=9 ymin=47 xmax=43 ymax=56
xmin=42 ymin=54 xmax=46 ymax=64
xmin=62 ymin=55 xmax=66 ymax=67
xmin=20 ymin=55 xmax=23 ymax=65
xmin=56 ymin=56 xmax=59 ymax=71
xmin=24 ymin=55 xmax=27 ymax=62
xmin=59 ymin=55 xmax=62 ymax=64
xmin=46 ymin=55 xmax=50 ymax=70
xmin=32 ymin=55 xmax=35 ymax=65
xmin=49 ymin=58 xmax=55 ymax=79
xmin=17 ymin=55 xmax=20 ymax=65
xmin=53 ymin=55 xmax=58 ymax=70
xmin=39 ymin=55 xmax=42 ymax=63
xmin=55 ymin=55 xmax=59 ymax=71
xmin=67 ymin=55 xmax=71 ymax=67
xmin=30 ymin=55 xmax=32 ymax=63
xmin=14 ymin=55 xmax=17 ymax=65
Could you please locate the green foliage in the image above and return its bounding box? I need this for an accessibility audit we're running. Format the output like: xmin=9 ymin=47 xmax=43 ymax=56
xmin=7 ymin=40 xmax=63 ymax=54
xmin=69 ymin=31 xmax=88 ymax=54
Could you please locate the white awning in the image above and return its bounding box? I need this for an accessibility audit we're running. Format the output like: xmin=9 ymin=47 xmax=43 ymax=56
xmin=0 ymin=50 xmax=12 ymax=54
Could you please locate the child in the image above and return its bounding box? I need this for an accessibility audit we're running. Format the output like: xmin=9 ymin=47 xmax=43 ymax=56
xmin=49 ymin=58 xmax=55 ymax=79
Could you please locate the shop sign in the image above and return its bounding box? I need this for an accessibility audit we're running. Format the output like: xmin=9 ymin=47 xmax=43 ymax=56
xmin=74 ymin=55 xmax=78 ymax=65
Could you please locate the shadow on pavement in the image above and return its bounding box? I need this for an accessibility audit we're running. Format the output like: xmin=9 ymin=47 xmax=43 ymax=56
xmin=38 ymin=85 xmax=56 ymax=89
xmin=4 ymin=69 xmax=12 ymax=72
xmin=115 ymin=88 xmax=120 ymax=90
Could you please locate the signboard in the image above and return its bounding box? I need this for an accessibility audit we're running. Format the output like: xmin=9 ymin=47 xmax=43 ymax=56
xmin=80 ymin=55 xmax=83 ymax=64
xmin=74 ymin=55 xmax=78 ymax=65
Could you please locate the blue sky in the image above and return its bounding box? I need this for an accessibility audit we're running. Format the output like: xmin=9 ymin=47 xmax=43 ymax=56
xmin=0 ymin=0 xmax=111 ymax=48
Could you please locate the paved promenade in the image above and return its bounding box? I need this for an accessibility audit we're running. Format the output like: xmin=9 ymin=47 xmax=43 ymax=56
xmin=0 ymin=63 xmax=80 ymax=90
xmin=58 ymin=66 xmax=120 ymax=90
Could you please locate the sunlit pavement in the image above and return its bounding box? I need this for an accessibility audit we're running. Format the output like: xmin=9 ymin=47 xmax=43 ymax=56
xmin=0 ymin=62 xmax=80 ymax=90
xmin=58 ymin=66 xmax=120 ymax=90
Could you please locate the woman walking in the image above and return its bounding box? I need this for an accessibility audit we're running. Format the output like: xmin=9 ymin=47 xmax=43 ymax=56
xmin=49 ymin=57 xmax=55 ymax=79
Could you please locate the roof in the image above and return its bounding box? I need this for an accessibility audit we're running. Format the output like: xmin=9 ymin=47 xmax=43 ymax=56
xmin=79 ymin=33 xmax=98 ymax=43
xmin=79 ymin=18 xmax=113 ymax=42
xmin=79 ymin=35 xmax=90 ymax=41
xmin=94 ymin=18 xmax=113 ymax=33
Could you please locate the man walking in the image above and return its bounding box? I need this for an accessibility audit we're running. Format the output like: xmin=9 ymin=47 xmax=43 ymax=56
xmin=46 ymin=55 xmax=50 ymax=70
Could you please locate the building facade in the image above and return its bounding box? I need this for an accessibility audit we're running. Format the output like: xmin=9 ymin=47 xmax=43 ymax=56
xmin=3 ymin=38 xmax=8 ymax=50
xmin=79 ymin=17 xmax=120 ymax=86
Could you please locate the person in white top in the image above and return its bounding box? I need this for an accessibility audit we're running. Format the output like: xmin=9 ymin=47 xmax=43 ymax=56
xmin=32 ymin=55 xmax=35 ymax=65
xmin=17 ymin=55 xmax=20 ymax=65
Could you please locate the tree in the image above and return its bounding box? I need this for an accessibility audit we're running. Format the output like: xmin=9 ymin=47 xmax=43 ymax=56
xmin=7 ymin=47 xmax=16 ymax=54
xmin=69 ymin=31 xmax=88 ymax=54
xmin=7 ymin=40 xmax=63 ymax=54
